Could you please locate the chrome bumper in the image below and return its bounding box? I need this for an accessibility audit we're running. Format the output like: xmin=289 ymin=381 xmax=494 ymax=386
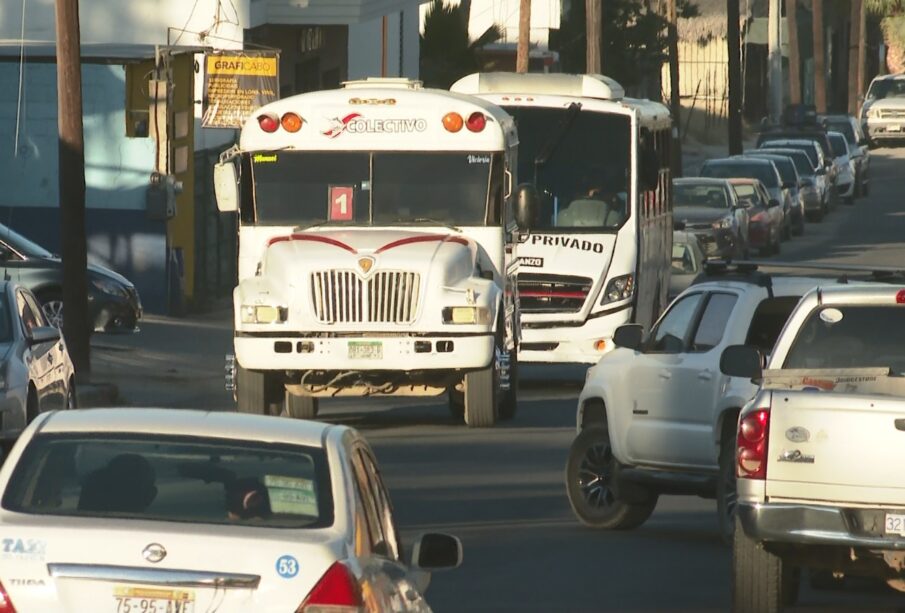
xmin=738 ymin=502 xmax=905 ymax=549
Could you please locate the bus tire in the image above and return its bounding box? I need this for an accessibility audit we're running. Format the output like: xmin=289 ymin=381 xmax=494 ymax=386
xmin=284 ymin=390 xmax=318 ymax=420
xmin=236 ymin=365 xmax=269 ymax=415
xmin=464 ymin=346 xmax=499 ymax=428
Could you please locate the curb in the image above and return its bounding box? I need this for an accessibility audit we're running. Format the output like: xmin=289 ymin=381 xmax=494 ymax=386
xmin=77 ymin=382 xmax=121 ymax=408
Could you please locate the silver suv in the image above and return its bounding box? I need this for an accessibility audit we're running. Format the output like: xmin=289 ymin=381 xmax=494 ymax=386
xmin=861 ymin=73 xmax=905 ymax=145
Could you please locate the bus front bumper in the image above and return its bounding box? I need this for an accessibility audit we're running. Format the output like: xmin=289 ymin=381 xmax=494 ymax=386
xmin=518 ymin=307 xmax=631 ymax=364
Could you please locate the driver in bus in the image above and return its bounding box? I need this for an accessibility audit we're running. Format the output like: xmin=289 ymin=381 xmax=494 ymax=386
xmin=558 ymin=178 xmax=625 ymax=227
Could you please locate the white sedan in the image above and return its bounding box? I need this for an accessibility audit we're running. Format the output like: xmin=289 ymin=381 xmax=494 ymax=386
xmin=1 ymin=281 xmax=75 ymax=449
xmin=0 ymin=408 xmax=461 ymax=612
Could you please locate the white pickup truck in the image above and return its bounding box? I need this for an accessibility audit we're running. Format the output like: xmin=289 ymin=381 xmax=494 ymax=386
xmin=722 ymin=284 xmax=905 ymax=612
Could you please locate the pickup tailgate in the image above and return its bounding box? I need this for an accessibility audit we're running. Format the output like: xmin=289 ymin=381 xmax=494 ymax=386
xmin=766 ymin=391 xmax=905 ymax=505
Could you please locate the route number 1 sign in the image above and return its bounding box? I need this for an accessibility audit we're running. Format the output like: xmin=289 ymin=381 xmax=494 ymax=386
xmin=329 ymin=186 xmax=354 ymax=221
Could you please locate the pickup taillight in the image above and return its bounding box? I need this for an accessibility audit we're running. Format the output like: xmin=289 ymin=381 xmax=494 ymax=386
xmin=737 ymin=409 xmax=770 ymax=480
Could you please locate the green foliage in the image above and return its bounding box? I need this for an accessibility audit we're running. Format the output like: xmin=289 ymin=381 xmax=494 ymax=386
xmin=865 ymin=0 xmax=905 ymax=16
xmin=420 ymin=0 xmax=503 ymax=89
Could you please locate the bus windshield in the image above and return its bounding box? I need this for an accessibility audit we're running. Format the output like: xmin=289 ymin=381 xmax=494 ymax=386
xmin=247 ymin=151 xmax=501 ymax=227
xmin=504 ymin=106 xmax=631 ymax=231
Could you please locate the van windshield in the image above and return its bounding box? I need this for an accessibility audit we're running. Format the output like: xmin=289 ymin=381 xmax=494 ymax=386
xmin=503 ymin=106 xmax=631 ymax=231
xmin=247 ymin=151 xmax=502 ymax=227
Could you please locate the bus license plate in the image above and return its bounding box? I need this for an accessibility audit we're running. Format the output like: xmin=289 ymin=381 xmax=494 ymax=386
xmin=113 ymin=587 xmax=194 ymax=613
xmin=348 ymin=341 xmax=382 ymax=360
xmin=885 ymin=513 xmax=905 ymax=536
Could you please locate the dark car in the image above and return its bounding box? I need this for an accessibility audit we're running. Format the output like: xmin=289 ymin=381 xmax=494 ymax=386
xmin=755 ymin=147 xmax=826 ymax=221
xmin=727 ymin=178 xmax=783 ymax=256
xmin=673 ymin=177 xmax=749 ymax=259
xmin=0 ymin=224 xmax=141 ymax=333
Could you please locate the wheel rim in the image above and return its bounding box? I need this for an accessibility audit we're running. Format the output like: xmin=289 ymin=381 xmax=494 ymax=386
xmin=42 ymin=300 xmax=64 ymax=328
xmin=578 ymin=441 xmax=616 ymax=509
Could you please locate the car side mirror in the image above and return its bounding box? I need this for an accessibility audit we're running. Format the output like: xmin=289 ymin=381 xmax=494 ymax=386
xmin=720 ymin=345 xmax=763 ymax=379
xmin=28 ymin=325 xmax=61 ymax=345
xmin=514 ymin=183 xmax=540 ymax=231
xmin=768 ymin=198 xmax=780 ymax=208
xmin=413 ymin=533 xmax=463 ymax=571
xmin=214 ymin=162 xmax=239 ymax=213
xmin=613 ymin=324 xmax=645 ymax=351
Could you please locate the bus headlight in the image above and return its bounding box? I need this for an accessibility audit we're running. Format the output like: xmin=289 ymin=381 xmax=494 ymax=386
xmin=240 ymin=304 xmax=285 ymax=324
xmin=601 ymin=274 xmax=634 ymax=305
xmin=442 ymin=306 xmax=491 ymax=325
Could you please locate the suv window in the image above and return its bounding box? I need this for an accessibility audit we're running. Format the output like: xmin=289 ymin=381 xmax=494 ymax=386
xmin=745 ymin=296 xmax=802 ymax=353
xmin=650 ymin=293 xmax=704 ymax=353
xmin=691 ymin=293 xmax=738 ymax=351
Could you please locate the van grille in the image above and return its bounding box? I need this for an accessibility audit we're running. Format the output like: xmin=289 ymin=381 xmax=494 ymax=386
xmin=517 ymin=274 xmax=593 ymax=313
xmin=311 ymin=270 xmax=421 ymax=324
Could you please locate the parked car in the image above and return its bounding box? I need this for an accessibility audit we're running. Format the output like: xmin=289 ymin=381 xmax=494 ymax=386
xmin=565 ymin=262 xmax=835 ymax=541
xmin=860 ymin=73 xmax=905 ymax=146
xmin=699 ymin=158 xmax=789 ymax=239
xmin=820 ymin=113 xmax=870 ymax=196
xmin=0 ymin=223 xmax=141 ymax=333
xmin=0 ymin=408 xmax=463 ymax=611
xmin=726 ymin=178 xmax=783 ymax=256
xmin=739 ymin=153 xmax=804 ymax=235
xmin=0 ymin=281 xmax=76 ymax=451
xmin=826 ymin=130 xmax=857 ymax=204
xmin=755 ymin=147 xmax=826 ymax=222
xmin=756 ymin=139 xmax=834 ymax=215
xmin=756 ymin=127 xmax=835 ymax=167
xmin=672 ymin=178 xmax=749 ymax=259
xmin=669 ymin=231 xmax=705 ymax=302
xmin=723 ymin=283 xmax=905 ymax=612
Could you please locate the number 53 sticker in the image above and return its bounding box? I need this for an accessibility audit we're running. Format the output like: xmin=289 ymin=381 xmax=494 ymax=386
xmin=276 ymin=554 xmax=299 ymax=579
xmin=329 ymin=186 xmax=354 ymax=221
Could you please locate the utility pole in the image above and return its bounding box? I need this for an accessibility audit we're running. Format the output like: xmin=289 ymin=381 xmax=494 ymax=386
xmin=586 ymin=0 xmax=602 ymax=73
xmin=667 ymin=0 xmax=682 ymax=176
xmin=848 ymin=0 xmax=863 ymax=115
xmin=517 ymin=0 xmax=531 ymax=73
xmin=727 ymin=0 xmax=743 ymax=154
xmin=813 ymin=0 xmax=827 ymax=113
xmin=54 ymin=0 xmax=90 ymax=378
xmin=768 ymin=0 xmax=783 ymax=124
xmin=858 ymin=0 xmax=866 ymax=102
xmin=788 ymin=0 xmax=802 ymax=104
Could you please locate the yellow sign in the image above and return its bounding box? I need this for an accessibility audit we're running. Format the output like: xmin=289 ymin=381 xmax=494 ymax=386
xmin=206 ymin=55 xmax=278 ymax=77
xmin=202 ymin=50 xmax=280 ymax=128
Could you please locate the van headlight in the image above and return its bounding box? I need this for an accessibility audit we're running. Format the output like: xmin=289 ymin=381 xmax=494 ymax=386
xmin=442 ymin=306 xmax=491 ymax=325
xmin=601 ymin=274 xmax=634 ymax=305
xmin=866 ymin=107 xmax=880 ymax=119
xmin=240 ymin=304 xmax=286 ymax=324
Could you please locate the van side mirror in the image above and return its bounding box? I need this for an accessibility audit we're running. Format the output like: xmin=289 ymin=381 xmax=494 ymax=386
xmin=214 ymin=162 xmax=239 ymax=213
xmin=720 ymin=345 xmax=763 ymax=379
xmin=613 ymin=324 xmax=645 ymax=351
xmin=514 ymin=183 xmax=540 ymax=230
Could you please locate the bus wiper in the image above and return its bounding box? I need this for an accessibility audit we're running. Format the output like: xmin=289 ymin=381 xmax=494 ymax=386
xmin=534 ymin=102 xmax=582 ymax=182
xmin=391 ymin=218 xmax=461 ymax=233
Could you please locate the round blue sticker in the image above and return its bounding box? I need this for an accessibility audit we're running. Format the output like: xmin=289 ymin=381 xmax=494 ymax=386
xmin=276 ymin=554 xmax=299 ymax=579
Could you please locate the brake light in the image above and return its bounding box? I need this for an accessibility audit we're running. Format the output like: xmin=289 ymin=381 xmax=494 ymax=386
xmin=442 ymin=112 xmax=464 ymax=133
xmin=737 ymin=409 xmax=770 ymax=480
xmin=257 ymin=113 xmax=279 ymax=133
xmin=297 ymin=562 xmax=363 ymax=613
xmin=466 ymin=111 xmax=487 ymax=132
xmin=897 ymin=289 xmax=905 ymax=304
xmin=281 ymin=112 xmax=304 ymax=133
xmin=0 ymin=581 xmax=17 ymax=613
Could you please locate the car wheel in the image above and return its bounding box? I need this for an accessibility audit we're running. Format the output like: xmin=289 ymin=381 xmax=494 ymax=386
xmin=284 ymin=390 xmax=318 ymax=420
xmin=26 ymin=386 xmax=39 ymax=424
xmin=565 ymin=425 xmax=658 ymax=529
xmin=66 ymin=378 xmax=77 ymax=410
xmin=731 ymin=517 xmax=785 ymax=613
xmin=717 ymin=418 xmax=738 ymax=545
xmin=235 ymin=365 xmax=271 ymax=415
xmin=39 ymin=293 xmax=65 ymax=329
xmin=807 ymin=209 xmax=824 ymax=223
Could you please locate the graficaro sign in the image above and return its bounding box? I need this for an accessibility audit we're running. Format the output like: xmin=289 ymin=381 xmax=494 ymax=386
xmin=202 ymin=50 xmax=279 ymax=128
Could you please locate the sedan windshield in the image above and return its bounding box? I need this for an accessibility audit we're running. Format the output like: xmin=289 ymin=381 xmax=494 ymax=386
xmin=701 ymin=162 xmax=779 ymax=188
xmin=749 ymin=156 xmax=797 ymax=185
xmin=828 ymin=133 xmax=848 ymax=158
xmin=3 ymin=434 xmax=334 ymax=529
xmin=248 ymin=151 xmax=501 ymax=227
xmin=731 ymin=184 xmax=763 ymax=207
xmin=674 ymin=183 xmax=729 ymax=209
xmin=758 ymin=149 xmax=815 ymax=176
xmin=784 ymin=306 xmax=905 ymax=374
xmin=823 ymin=120 xmax=856 ymax=145
xmin=867 ymin=78 xmax=905 ymax=100
xmin=762 ymin=142 xmax=819 ymax=168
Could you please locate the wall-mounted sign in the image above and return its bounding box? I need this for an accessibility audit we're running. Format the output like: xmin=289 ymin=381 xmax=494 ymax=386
xmin=202 ymin=50 xmax=280 ymax=128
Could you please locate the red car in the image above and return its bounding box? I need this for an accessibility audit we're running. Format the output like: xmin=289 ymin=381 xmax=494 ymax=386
xmin=727 ymin=178 xmax=784 ymax=256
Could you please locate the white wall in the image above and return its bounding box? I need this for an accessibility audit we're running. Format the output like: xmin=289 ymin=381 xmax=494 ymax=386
xmin=419 ymin=0 xmax=561 ymax=48
xmin=348 ymin=2 xmax=421 ymax=80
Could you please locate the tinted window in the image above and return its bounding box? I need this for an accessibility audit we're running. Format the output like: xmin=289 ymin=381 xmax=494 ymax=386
xmin=824 ymin=120 xmax=856 ymax=144
xmin=701 ymin=162 xmax=779 ymax=188
xmin=784 ymin=305 xmax=905 ymax=372
xmin=745 ymin=296 xmax=802 ymax=353
xmin=671 ymin=243 xmax=697 ymax=274
xmin=761 ymin=142 xmax=819 ymax=167
xmin=3 ymin=435 xmax=334 ymax=529
xmin=731 ymin=184 xmax=762 ymax=207
xmin=0 ymin=224 xmax=53 ymax=259
xmin=759 ymin=149 xmax=814 ymax=175
xmin=828 ymin=133 xmax=848 ymax=157
xmin=674 ymin=183 xmax=729 ymax=209
xmin=692 ymin=293 xmax=738 ymax=351
xmin=761 ymin=157 xmax=797 ymax=184
xmin=867 ymin=78 xmax=905 ymax=100
xmin=650 ymin=293 xmax=704 ymax=352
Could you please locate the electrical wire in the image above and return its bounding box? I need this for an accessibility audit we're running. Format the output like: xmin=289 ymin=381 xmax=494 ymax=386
xmin=171 ymin=0 xmax=203 ymax=46
xmin=14 ymin=0 xmax=27 ymax=157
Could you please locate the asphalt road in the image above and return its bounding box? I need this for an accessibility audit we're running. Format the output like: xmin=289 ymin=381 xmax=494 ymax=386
xmin=90 ymin=148 xmax=905 ymax=612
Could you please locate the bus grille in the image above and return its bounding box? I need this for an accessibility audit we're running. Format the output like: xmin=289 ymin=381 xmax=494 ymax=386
xmin=311 ymin=270 xmax=421 ymax=324
xmin=517 ymin=274 xmax=593 ymax=314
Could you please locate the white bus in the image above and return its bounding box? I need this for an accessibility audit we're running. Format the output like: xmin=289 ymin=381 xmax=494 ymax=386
xmin=452 ymin=73 xmax=673 ymax=364
xmin=214 ymin=78 xmax=521 ymax=427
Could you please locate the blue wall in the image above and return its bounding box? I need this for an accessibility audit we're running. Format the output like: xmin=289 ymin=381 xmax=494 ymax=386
xmin=0 ymin=61 xmax=166 ymax=312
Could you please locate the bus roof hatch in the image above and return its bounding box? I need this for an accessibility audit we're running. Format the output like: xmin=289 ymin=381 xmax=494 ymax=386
xmin=451 ymin=72 xmax=625 ymax=101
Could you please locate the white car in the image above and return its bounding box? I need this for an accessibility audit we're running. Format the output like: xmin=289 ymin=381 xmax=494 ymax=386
xmin=1 ymin=281 xmax=75 ymax=450
xmin=0 ymin=408 xmax=462 ymax=612
xmin=826 ymin=130 xmax=856 ymax=203
xmin=566 ymin=264 xmax=835 ymax=540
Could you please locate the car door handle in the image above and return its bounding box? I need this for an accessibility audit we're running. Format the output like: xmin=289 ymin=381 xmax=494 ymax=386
xmin=658 ymin=370 xmax=671 ymax=380
xmin=698 ymin=370 xmax=713 ymax=381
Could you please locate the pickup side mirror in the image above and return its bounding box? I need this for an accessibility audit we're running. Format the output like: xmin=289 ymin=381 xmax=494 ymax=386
xmin=768 ymin=198 xmax=780 ymax=208
xmin=412 ymin=533 xmax=463 ymax=571
xmin=613 ymin=323 xmax=645 ymax=350
xmin=28 ymin=325 xmax=61 ymax=345
xmin=214 ymin=162 xmax=239 ymax=213
xmin=514 ymin=183 xmax=540 ymax=231
xmin=720 ymin=345 xmax=763 ymax=379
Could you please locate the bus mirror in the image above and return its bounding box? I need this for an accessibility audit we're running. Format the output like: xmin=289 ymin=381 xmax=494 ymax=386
xmin=514 ymin=183 xmax=540 ymax=230
xmin=640 ymin=147 xmax=660 ymax=191
xmin=214 ymin=162 xmax=239 ymax=213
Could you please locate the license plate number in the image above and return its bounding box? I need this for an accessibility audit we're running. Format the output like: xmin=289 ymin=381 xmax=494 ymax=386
xmin=885 ymin=513 xmax=905 ymax=536
xmin=114 ymin=588 xmax=194 ymax=613
xmin=887 ymin=125 xmax=901 ymax=132
xmin=348 ymin=341 xmax=382 ymax=360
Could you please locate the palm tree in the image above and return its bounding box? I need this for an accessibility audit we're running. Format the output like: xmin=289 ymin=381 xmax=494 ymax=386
xmin=420 ymin=0 xmax=503 ymax=88
xmin=865 ymin=0 xmax=905 ymax=73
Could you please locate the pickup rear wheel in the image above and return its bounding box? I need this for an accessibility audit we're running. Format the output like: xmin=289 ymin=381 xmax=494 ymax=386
xmin=565 ymin=425 xmax=657 ymax=529
xmin=284 ymin=390 xmax=318 ymax=420
xmin=732 ymin=516 xmax=793 ymax=612
xmin=463 ymin=358 xmax=498 ymax=428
